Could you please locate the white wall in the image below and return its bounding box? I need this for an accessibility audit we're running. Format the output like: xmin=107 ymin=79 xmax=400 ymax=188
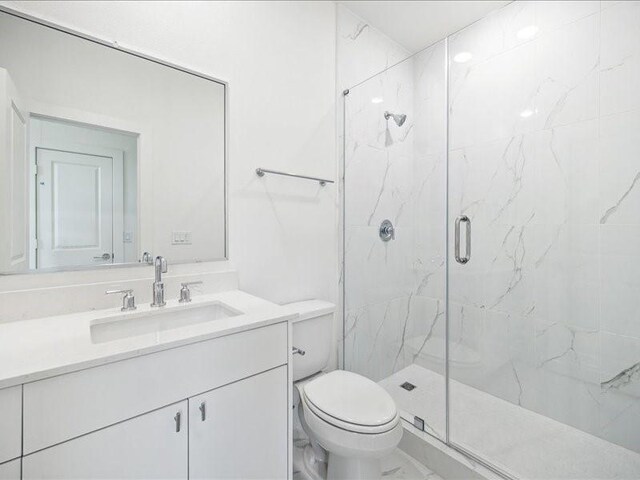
xmin=0 ymin=2 xmax=337 ymax=312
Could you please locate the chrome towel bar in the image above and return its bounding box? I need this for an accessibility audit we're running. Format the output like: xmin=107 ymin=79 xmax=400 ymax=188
xmin=255 ymin=168 xmax=334 ymax=186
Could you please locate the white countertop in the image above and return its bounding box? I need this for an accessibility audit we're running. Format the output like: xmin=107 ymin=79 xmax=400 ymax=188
xmin=0 ymin=290 xmax=296 ymax=389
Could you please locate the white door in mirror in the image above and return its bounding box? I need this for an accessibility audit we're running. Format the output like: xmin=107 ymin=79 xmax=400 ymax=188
xmin=0 ymin=68 xmax=28 ymax=274
xmin=36 ymin=149 xmax=120 ymax=269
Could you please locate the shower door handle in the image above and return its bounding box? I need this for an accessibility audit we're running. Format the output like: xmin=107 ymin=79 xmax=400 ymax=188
xmin=454 ymin=215 xmax=471 ymax=264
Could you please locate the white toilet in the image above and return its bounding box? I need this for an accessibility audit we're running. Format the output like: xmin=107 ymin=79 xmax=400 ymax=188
xmin=282 ymin=300 xmax=403 ymax=480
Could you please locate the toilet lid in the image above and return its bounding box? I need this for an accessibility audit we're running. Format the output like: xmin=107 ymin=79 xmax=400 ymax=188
xmin=303 ymin=370 xmax=398 ymax=431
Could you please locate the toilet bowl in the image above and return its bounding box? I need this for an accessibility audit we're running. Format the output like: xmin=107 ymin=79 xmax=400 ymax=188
xmin=299 ymin=370 xmax=403 ymax=479
xmin=281 ymin=300 xmax=403 ymax=480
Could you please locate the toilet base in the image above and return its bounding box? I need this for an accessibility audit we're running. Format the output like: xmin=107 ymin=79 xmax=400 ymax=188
xmin=294 ymin=443 xmax=327 ymax=480
xmin=327 ymin=453 xmax=381 ymax=480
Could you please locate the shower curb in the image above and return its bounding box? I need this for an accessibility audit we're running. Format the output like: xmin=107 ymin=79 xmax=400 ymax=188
xmin=398 ymin=420 xmax=504 ymax=480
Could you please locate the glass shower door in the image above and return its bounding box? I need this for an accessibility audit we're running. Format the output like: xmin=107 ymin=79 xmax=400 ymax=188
xmin=446 ymin=1 xmax=640 ymax=478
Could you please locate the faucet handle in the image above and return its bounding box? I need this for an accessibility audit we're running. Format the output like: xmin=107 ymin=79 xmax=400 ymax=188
xmin=179 ymin=281 xmax=203 ymax=303
xmin=106 ymin=289 xmax=137 ymax=311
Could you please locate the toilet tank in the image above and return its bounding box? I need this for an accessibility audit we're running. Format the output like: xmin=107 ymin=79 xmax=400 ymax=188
xmin=279 ymin=300 xmax=335 ymax=381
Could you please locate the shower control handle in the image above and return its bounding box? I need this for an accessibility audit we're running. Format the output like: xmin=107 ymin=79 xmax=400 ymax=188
xmin=455 ymin=215 xmax=471 ymax=264
xmin=379 ymin=219 xmax=395 ymax=242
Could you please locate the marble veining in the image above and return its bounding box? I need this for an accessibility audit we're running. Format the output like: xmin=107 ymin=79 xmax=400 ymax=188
xmin=602 ymin=362 xmax=640 ymax=391
xmin=600 ymin=171 xmax=640 ymax=224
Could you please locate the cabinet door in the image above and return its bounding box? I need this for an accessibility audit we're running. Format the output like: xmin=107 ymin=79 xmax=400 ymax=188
xmin=23 ymin=401 xmax=187 ymax=480
xmin=189 ymin=366 xmax=288 ymax=479
xmin=0 ymin=459 xmax=20 ymax=480
xmin=0 ymin=386 xmax=21 ymax=464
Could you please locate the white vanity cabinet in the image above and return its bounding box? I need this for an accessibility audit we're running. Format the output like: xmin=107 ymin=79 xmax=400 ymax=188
xmin=22 ymin=401 xmax=188 ymax=480
xmin=189 ymin=365 xmax=288 ymax=479
xmin=23 ymin=323 xmax=287 ymax=454
xmin=2 ymin=321 xmax=290 ymax=480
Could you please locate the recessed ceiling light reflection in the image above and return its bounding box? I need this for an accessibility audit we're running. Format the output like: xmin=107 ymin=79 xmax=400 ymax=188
xmin=453 ymin=52 xmax=473 ymax=63
xmin=371 ymin=97 xmax=384 ymax=104
xmin=520 ymin=109 xmax=535 ymax=118
xmin=517 ymin=25 xmax=539 ymax=40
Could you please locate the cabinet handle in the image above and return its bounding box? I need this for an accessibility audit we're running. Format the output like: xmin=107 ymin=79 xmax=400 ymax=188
xmin=174 ymin=411 xmax=182 ymax=432
xmin=199 ymin=402 xmax=206 ymax=421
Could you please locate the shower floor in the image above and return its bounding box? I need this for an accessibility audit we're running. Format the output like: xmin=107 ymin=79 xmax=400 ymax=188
xmin=380 ymin=364 xmax=640 ymax=479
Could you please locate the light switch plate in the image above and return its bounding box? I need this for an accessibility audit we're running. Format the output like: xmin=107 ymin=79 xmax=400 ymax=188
xmin=172 ymin=231 xmax=192 ymax=245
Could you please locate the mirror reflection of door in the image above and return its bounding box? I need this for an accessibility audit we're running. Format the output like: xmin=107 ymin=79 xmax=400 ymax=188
xmin=36 ymin=149 xmax=119 ymax=269
xmin=31 ymin=117 xmax=137 ymax=270
xmin=0 ymin=68 xmax=28 ymax=273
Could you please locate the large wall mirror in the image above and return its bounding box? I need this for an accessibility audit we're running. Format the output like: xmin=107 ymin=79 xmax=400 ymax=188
xmin=0 ymin=9 xmax=226 ymax=274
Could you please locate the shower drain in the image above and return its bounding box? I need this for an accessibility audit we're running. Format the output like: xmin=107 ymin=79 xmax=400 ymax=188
xmin=400 ymin=381 xmax=416 ymax=391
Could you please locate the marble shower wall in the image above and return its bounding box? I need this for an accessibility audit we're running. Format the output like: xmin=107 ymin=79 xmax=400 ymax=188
xmin=342 ymin=37 xmax=448 ymax=441
xmin=447 ymin=0 xmax=640 ymax=454
xmin=336 ymin=5 xmax=412 ymax=371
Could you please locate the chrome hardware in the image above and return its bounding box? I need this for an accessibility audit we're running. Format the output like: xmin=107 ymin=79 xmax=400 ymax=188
xmin=256 ymin=168 xmax=334 ymax=187
xmin=179 ymin=281 xmax=203 ymax=303
xmin=93 ymin=253 xmax=111 ymax=260
xmin=455 ymin=215 xmax=471 ymax=264
xmin=379 ymin=219 xmax=395 ymax=242
xmin=105 ymin=289 xmax=136 ymax=311
xmin=151 ymin=256 xmax=168 ymax=307
xmin=141 ymin=252 xmax=153 ymax=265
xmin=292 ymin=347 xmax=306 ymax=356
xmin=384 ymin=111 xmax=407 ymax=127
xmin=174 ymin=411 xmax=181 ymax=432
xmin=199 ymin=402 xmax=206 ymax=421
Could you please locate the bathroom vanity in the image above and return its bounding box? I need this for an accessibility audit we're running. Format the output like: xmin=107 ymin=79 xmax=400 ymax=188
xmin=0 ymin=291 xmax=294 ymax=479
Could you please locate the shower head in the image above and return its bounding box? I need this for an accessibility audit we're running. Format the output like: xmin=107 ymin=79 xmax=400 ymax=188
xmin=384 ymin=111 xmax=407 ymax=127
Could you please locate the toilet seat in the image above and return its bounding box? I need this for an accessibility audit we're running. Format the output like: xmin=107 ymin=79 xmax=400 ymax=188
xmin=302 ymin=370 xmax=399 ymax=434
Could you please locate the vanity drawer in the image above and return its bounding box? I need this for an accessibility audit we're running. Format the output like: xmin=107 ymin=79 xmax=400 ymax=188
xmin=23 ymin=322 xmax=287 ymax=454
xmin=0 ymin=386 xmax=22 ymax=464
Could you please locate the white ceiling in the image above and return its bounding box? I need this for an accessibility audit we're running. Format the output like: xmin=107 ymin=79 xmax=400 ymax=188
xmin=339 ymin=1 xmax=511 ymax=53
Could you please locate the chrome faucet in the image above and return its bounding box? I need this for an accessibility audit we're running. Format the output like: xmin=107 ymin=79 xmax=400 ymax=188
xmin=151 ymin=256 xmax=168 ymax=307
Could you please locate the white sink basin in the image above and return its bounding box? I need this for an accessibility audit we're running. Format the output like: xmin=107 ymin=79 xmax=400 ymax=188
xmin=90 ymin=302 xmax=242 ymax=344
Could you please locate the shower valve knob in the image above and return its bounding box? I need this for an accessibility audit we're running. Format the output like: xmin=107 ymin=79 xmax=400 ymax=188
xmin=379 ymin=219 xmax=395 ymax=242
